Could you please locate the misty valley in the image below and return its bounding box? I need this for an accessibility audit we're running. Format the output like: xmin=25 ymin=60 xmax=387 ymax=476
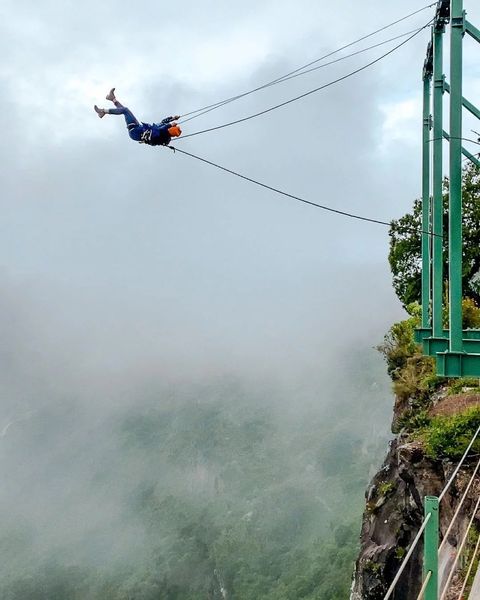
xmin=1 ymin=353 xmax=390 ymax=600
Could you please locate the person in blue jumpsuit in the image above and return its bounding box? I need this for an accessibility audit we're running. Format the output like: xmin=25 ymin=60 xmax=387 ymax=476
xmin=94 ymin=88 xmax=182 ymax=146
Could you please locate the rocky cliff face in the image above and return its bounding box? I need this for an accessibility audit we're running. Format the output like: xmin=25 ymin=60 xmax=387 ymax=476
xmin=351 ymin=390 xmax=480 ymax=600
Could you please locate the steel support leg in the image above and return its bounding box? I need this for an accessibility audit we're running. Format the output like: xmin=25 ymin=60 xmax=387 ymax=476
xmin=448 ymin=0 xmax=465 ymax=352
xmin=424 ymin=496 xmax=439 ymax=600
xmin=432 ymin=25 xmax=445 ymax=339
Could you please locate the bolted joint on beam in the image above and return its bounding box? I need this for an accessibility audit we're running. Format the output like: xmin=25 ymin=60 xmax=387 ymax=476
xmin=451 ymin=11 xmax=466 ymax=33
xmin=434 ymin=74 xmax=446 ymax=92
xmin=423 ymin=115 xmax=433 ymax=130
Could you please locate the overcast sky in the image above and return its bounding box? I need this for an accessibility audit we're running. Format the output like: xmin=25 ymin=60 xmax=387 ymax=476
xmin=1 ymin=0 xmax=479 ymax=384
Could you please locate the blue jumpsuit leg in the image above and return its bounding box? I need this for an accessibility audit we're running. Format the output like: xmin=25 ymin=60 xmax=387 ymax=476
xmin=107 ymin=106 xmax=144 ymax=141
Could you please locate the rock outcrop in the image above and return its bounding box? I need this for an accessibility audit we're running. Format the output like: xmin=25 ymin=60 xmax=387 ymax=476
xmin=351 ymin=393 xmax=480 ymax=600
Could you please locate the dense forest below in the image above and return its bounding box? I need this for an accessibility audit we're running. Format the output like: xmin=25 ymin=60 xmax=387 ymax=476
xmin=0 ymin=351 xmax=391 ymax=599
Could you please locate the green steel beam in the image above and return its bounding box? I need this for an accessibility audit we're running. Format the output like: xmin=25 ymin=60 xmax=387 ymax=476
xmin=462 ymin=97 xmax=480 ymax=119
xmin=466 ymin=20 xmax=480 ymax=44
xmin=460 ymin=95 xmax=480 ymax=120
xmin=462 ymin=148 xmax=480 ymax=168
xmin=415 ymin=327 xmax=480 ymax=344
xmin=417 ymin=2 xmax=480 ymax=377
xmin=448 ymin=0 xmax=464 ymax=353
xmin=415 ymin=328 xmax=480 ymax=343
xmin=424 ymin=336 xmax=480 ymax=356
xmin=435 ymin=351 xmax=480 ymax=377
xmin=422 ymin=67 xmax=432 ymax=330
xmin=432 ymin=24 xmax=445 ymax=339
xmin=443 ymin=82 xmax=480 ymax=121
xmin=423 ymin=496 xmax=439 ymax=600
xmin=415 ymin=327 xmax=480 ymax=358
xmin=442 ymin=130 xmax=480 ymax=167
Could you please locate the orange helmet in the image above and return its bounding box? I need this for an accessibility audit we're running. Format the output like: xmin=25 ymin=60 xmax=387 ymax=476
xmin=168 ymin=125 xmax=182 ymax=138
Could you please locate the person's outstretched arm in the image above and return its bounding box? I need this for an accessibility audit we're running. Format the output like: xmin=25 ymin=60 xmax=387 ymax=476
xmin=158 ymin=115 xmax=181 ymax=125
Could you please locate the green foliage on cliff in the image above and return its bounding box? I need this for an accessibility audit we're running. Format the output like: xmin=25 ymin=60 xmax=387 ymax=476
xmin=378 ymin=308 xmax=480 ymax=457
xmin=422 ymin=406 xmax=480 ymax=459
xmin=378 ymin=299 xmax=480 ymax=426
xmin=388 ymin=164 xmax=480 ymax=308
xmin=377 ymin=304 xmax=438 ymax=408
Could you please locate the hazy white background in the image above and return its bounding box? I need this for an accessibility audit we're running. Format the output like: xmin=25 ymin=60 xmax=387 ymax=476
xmin=0 ymin=0 xmax=479 ymax=434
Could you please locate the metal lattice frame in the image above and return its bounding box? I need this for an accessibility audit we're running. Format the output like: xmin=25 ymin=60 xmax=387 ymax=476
xmin=416 ymin=0 xmax=480 ymax=377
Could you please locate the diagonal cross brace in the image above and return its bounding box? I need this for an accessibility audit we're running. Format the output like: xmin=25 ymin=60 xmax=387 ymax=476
xmin=466 ymin=20 xmax=480 ymax=43
xmin=444 ymin=82 xmax=480 ymax=120
xmin=443 ymin=130 xmax=480 ymax=167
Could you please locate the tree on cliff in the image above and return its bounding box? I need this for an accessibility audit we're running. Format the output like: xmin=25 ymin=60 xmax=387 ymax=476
xmin=388 ymin=163 xmax=480 ymax=308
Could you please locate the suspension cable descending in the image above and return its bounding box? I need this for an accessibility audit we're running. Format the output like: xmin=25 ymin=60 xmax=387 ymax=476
xmin=383 ymin=514 xmax=432 ymax=600
xmin=438 ymin=453 xmax=480 ymax=553
xmin=166 ymin=145 xmax=442 ymax=238
xmin=439 ymin=492 xmax=480 ymax=600
xmin=416 ymin=570 xmax=433 ymax=600
xmin=456 ymin=531 xmax=480 ymax=599
xmin=179 ymin=25 xmax=427 ymax=125
xmin=394 ymin=425 xmax=480 ymax=600
xmin=177 ymin=21 xmax=433 ymax=141
xmin=439 ymin=424 xmax=480 ymax=502
xmin=179 ymin=2 xmax=437 ymax=122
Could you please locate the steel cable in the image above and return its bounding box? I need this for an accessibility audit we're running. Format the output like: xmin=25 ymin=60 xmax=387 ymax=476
xmin=439 ymin=425 xmax=480 ymax=502
xmin=383 ymin=514 xmax=432 ymax=600
xmin=438 ymin=454 xmax=480 ymax=553
xmin=179 ymin=3 xmax=436 ymax=121
xmin=456 ymin=532 xmax=480 ymax=599
xmin=177 ymin=22 xmax=433 ymax=141
xmin=416 ymin=570 xmax=433 ymax=600
xmin=179 ymin=26 xmax=427 ymax=125
xmin=165 ymin=145 xmax=442 ymax=238
xmin=440 ymin=493 xmax=480 ymax=600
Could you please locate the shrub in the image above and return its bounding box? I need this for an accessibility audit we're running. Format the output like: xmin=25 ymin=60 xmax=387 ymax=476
xmin=377 ymin=307 xmax=421 ymax=380
xmin=396 ymin=409 xmax=431 ymax=433
xmin=462 ymin=297 xmax=480 ymax=329
xmin=422 ymin=406 xmax=480 ymax=459
xmin=378 ymin=482 xmax=394 ymax=496
xmin=447 ymin=377 xmax=480 ymax=396
xmin=377 ymin=305 xmax=440 ymax=404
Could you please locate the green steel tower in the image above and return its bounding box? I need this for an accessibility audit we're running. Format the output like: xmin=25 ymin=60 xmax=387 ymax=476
xmin=416 ymin=0 xmax=480 ymax=377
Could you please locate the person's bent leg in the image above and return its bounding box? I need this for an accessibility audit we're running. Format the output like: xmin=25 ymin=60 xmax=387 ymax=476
xmin=107 ymin=106 xmax=140 ymax=129
xmin=106 ymin=88 xmax=116 ymax=102
xmin=105 ymin=88 xmax=126 ymax=110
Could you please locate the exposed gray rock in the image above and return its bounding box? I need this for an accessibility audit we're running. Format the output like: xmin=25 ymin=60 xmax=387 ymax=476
xmin=351 ymin=436 xmax=479 ymax=600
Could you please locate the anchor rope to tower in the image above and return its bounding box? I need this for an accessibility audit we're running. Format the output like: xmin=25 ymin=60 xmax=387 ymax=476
xmin=177 ymin=20 xmax=434 ymax=140
xmin=179 ymin=3 xmax=437 ymax=123
xmin=165 ymin=145 xmax=443 ymax=238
